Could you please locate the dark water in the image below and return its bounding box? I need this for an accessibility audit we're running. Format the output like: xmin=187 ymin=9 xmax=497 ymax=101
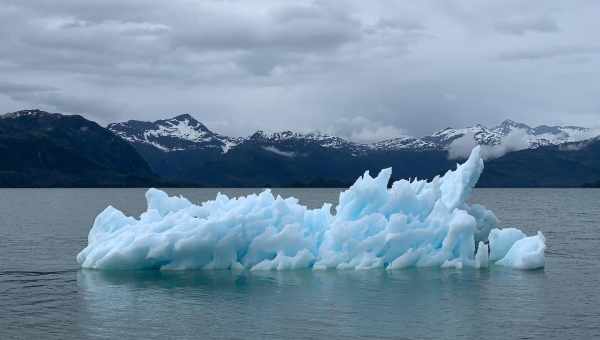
xmin=0 ymin=188 xmax=599 ymax=339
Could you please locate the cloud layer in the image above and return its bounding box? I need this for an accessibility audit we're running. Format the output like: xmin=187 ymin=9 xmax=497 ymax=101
xmin=448 ymin=129 xmax=531 ymax=160
xmin=1 ymin=0 xmax=599 ymax=139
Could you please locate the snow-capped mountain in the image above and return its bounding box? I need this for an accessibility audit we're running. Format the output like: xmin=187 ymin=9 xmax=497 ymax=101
xmin=108 ymin=116 xmax=370 ymax=155
xmin=247 ymin=130 xmax=369 ymax=155
xmin=249 ymin=130 xmax=352 ymax=148
xmin=370 ymin=136 xmax=438 ymax=151
xmin=108 ymin=114 xmax=599 ymax=156
xmin=1 ymin=109 xmax=64 ymax=120
xmin=108 ymin=114 xmax=241 ymax=153
xmin=375 ymin=119 xmax=599 ymax=151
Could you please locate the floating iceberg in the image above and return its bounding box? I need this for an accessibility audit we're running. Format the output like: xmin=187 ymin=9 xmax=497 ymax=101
xmin=77 ymin=147 xmax=545 ymax=271
xmin=495 ymin=232 xmax=546 ymax=269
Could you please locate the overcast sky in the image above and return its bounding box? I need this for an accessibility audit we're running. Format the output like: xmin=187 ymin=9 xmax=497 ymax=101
xmin=1 ymin=0 xmax=599 ymax=141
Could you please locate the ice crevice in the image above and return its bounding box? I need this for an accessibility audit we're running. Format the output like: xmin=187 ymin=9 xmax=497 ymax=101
xmin=77 ymin=146 xmax=545 ymax=271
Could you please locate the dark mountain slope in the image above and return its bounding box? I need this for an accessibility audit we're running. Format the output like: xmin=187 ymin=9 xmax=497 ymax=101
xmin=0 ymin=109 xmax=158 ymax=187
xmin=481 ymin=139 xmax=600 ymax=187
xmin=127 ymin=139 xmax=456 ymax=187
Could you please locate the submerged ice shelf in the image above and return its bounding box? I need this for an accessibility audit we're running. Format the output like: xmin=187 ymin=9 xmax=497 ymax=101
xmin=77 ymin=147 xmax=545 ymax=271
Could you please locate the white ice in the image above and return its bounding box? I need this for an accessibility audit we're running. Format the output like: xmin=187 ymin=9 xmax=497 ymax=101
xmin=488 ymin=227 xmax=526 ymax=261
xmin=496 ymin=232 xmax=546 ymax=269
xmin=77 ymin=147 xmax=545 ymax=271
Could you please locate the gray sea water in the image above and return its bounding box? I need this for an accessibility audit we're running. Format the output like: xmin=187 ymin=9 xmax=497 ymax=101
xmin=0 ymin=188 xmax=599 ymax=339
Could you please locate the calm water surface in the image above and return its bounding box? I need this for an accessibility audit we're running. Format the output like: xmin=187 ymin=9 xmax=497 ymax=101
xmin=1 ymin=188 xmax=599 ymax=339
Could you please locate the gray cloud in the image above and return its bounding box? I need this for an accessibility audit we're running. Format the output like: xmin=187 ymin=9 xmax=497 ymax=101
xmin=497 ymin=45 xmax=600 ymax=61
xmin=0 ymin=81 xmax=57 ymax=95
xmin=322 ymin=116 xmax=407 ymax=144
xmin=0 ymin=0 xmax=599 ymax=139
xmin=494 ymin=16 xmax=559 ymax=35
xmin=448 ymin=129 xmax=530 ymax=160
xmin=0 ymin=81 xmax=125 ymax=122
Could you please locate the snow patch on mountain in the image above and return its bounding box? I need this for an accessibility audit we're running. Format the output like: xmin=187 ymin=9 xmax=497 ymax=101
xmin=370 ymin=137 xmax=438 ymax=151
xmin=143 ymin=117 xmax=213 ymax=144
xmin=251 ymin=130 xmax=359 ymax=149
xmin=249 ymin=130 xmax=368 ymax=155
xmin=263 ymin=146 xmax=296 ymax=157
xmin=2 ymin=109 xmax=65 ymax=120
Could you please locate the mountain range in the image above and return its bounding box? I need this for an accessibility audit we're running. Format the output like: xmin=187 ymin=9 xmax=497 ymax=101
xmin=2 ymin=109 xmax=600 ymax=187
xmin=108 ymin=114 xmax=598 ymax=154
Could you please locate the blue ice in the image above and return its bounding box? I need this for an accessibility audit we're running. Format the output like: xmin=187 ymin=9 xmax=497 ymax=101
xmin=77 ymin=147 xmax=545 ymax=271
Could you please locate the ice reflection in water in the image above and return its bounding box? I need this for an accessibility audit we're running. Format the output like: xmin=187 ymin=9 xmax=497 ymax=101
xmin=77 ymin=268 xmax=547 ymax=340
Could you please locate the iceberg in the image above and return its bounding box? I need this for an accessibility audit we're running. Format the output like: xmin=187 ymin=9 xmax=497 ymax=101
xmin=495 ymin=232 xmax=546 ymax=270
xmin=488 ymin=227 xmax=526 ymax=261
xmin=77 ymin=147 xmax=545 ymax=271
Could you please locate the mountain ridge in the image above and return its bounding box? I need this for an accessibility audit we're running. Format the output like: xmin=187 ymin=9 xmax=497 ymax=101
xmin=107 ymin=114 xmax=600 ymax=155
xmin=0 ymin=109 xmax=159 ymax=187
